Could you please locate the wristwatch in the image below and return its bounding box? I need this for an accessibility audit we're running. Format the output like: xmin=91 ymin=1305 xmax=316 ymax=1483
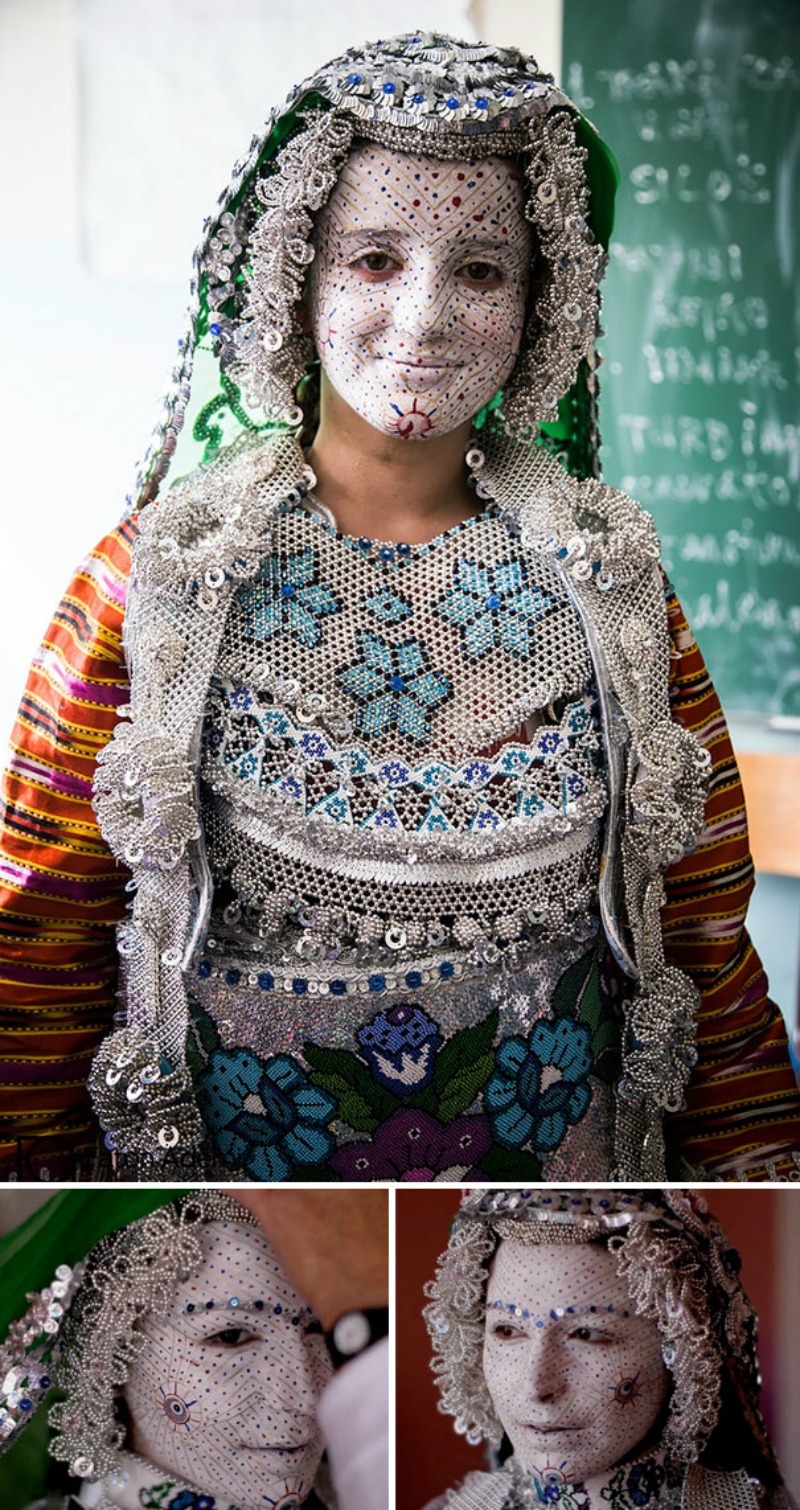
xmin=325 ymin=1306 xmax=389 ymax=1370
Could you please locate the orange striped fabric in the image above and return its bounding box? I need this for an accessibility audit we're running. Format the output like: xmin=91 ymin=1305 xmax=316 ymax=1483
xmin=663 ymin=584 xmax=800 ymax=1179
xmin=0 ymin=524 xmax=137 ymax=1179
xmin=0 ymin=543 xmax=797 ymax=1180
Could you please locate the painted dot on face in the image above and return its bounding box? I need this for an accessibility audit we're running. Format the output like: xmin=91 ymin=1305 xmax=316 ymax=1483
xmin=308 ymin=145 xmax=532 ymax=441
xmin=483 ymin=1242 xmax=670 ymax=1491
xmin=123 ymin=1219 xmax=332 ymax=1510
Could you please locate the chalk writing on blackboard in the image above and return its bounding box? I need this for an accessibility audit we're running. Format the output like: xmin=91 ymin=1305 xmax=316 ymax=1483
xmin=563 ymin=0 xmax=799 ymax=714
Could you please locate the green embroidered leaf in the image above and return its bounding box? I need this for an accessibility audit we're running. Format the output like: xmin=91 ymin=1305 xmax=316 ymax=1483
xmin=303 ymin=1042 xmax=394 ymax=1121
xmin=481 ymin=1144 xmax=543 ymax=1180
xmin=591 ymin=1018 xmax=620 ymax=1058
xmin=427 ymin=1009 xmax=499 ymax=1099
xmin=301 ymin=1069 xmax=379 ymax=1134
xmin=188 ymin=1000 xmax=221 ymax=1057
xmin=438 ymin=1053 xmax=495 ymax=1122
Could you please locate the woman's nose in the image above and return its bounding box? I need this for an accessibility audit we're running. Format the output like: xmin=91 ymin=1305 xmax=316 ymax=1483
xmin=526 ymin=1331 xmax=570 ymax=1403
xmin=392 ymin=262 xmax=454 ymax=342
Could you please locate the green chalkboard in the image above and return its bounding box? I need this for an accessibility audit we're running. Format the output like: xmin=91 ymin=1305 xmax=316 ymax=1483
xmin=563 ymin=0 xmax=800 ymax=716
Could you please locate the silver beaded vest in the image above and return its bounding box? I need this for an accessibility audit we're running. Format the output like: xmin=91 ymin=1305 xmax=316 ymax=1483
xmin=90 ymin=430 xmax=710 ymax=1180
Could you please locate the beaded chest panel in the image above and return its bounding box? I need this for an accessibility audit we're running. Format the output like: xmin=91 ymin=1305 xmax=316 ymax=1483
xmin=187 ymin=502 xmax=619 ymax=1181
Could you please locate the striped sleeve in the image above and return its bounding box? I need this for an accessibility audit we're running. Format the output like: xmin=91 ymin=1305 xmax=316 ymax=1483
xmin=0 ymin=522 xmax=137 ymax=1180
xmin=662 ymin=582 xmax=800 ymax=1180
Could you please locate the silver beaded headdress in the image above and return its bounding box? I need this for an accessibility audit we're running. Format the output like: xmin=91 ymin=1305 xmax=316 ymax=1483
xmin=0 ymin=1192 xmax=333 ymax=1507
xmin=128 ymin=31 xmax=618 ymax=515
xmin=424 ymin=1188 xmax=787 ymax=1496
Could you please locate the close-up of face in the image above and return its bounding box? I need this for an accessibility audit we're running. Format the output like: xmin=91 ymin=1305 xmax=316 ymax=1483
xmin=123 ymin=1218 xmax=331 ymax=1509
xmin=483 ymin=1240 xmax=670 ymax=1494
xmin=308 ymin=143 xmax=532 ymax=440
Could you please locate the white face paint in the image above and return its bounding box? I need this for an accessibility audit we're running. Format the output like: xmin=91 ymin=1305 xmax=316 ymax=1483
xmin=124 ymin=1219 xmax=331 ymax=1509
xmin=483 ymin=1242 xmax=669 ymax=1493
xmin=308 ymin=144 xmax=531 ymax=440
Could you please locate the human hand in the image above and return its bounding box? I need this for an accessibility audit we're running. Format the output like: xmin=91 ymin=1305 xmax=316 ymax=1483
xmin=233 ymin=1189 xmax=388 ymax=1331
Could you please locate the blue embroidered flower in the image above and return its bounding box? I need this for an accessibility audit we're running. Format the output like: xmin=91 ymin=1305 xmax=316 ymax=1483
xmin=237 ymin=545 xmax=337 ymax=647
xmin=198 ymin=1049 xmax=336 ymax=1181
xmin=357 ymin=1004 xmax=443 ymax=1095
xmin=435 ymin=558 xmax=556 ymax=658
xmin=340 ymin=632 xmax=450 ymax=744
xmin=168 ymin=1493 xmax=215 ymax=1510
xmin=485 ymin=1019 xmax=593 ymax=1153
xmin=364 ymin=588 xmax=413 ymax=624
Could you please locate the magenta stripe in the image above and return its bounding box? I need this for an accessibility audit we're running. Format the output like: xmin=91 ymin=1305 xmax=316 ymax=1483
xmin=8 ymin=753 xmax=91 ymax=800
xmin=0 ymin=859 xmax=118 ymax=903
xmin=33 ymin=649 xmax=127 ymax=708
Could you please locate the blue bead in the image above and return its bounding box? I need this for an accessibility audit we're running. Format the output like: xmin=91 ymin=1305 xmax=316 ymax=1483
xmin=19 ymin=1399 xmax=32 ymax=1411
xmin=379 ymin=545 xmax=395 ymax=560
xmin=258 ymin=972 xmax=274 ymax=990
xmin=397 ymin=542 xmax=412 ymax=555
xmin=210 ymin=322 xmax=221 ymax=335
xmin=369 ymin=975 xmax=386 ymax=993
xmin=446 ymin=97 xmax=459 ymax=108
xmin=476 ymin=97 xmax=489 ymax=109
xmin=292 ymin=978 xmax=308 ymax=995
xmin=198 ymin=960 xmax=211 ymax=978
xmin=348 ymin=72 xmax=362 ymax=83
xmin=229 ymin=1297 xmax=240 ymax=1307
xmin=186 ymin=1303 xmax=195 ymax=1312
xmin=405 ymin=971 xmax=422 ymax=989
xmin=274 ymin=1304 xmax=283 ymax=1314
xmin=382 ymin=81 xmax=396 ymax=93
xmin=39 ymin=1377 xmax=50 ymax=1389
xmin=439 ymin=961 xmax=454 ymax=979
xmin=412 ymin=93 xmax=425 ymax=103
xmin=485 ymin=592 xmax=502 ymax=609
xmin=390 ymin=675 xmax=406 ymax=691
xmin=225 ymin=969 xmax=241 ymax=986
xmin=330 ymin=979 xmax=347 ymax=995
xmin=281 ymin=583 xmax=296 ymax=598
xmin=358 ymin=537 xmax=372 ymax=550
xmin=504 ymin=87 xmax=515 ymax=96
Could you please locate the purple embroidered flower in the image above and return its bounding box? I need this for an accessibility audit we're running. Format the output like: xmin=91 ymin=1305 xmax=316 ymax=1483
xmin=330 ymin=1107 xmax=491 ymax=1180
xmin=357 ymin=1005 xmax=442 ymax=1095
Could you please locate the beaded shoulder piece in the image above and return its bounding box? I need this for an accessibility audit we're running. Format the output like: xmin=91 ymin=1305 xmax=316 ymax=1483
xmin=91 ymin=432 xmax=708 ymax=1179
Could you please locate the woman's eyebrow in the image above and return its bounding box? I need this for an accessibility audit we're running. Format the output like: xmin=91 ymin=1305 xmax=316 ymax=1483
xmin=334 ymin=229 xmax=520 ymax=254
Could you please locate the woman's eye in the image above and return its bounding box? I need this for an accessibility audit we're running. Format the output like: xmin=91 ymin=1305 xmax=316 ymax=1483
xmin=570 ymin=1326 xmax=612 ymax=1344
xmin=491 ymin=1322 xmax=524 ymax=1340
xmin=460 ymin=260 xmax=502 ymax=284
xmin=352 ymin=251 xmax=398 ymax=275
xmin=206 ymin=1326 xmax=254 ymax=1346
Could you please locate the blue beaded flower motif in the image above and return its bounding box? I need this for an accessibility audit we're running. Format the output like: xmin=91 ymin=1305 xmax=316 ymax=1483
xmin=237 ymin=545 xmax=338 ymax=648
xmin=339 ymin=632 xmax=450 ymax=743
xmin=435 ymin=558 xmax=556 ymax=658
xmin=197 ymin=1048 xmax=336 ymax=1180
xmin=484 ymin=1018 xmax=593 ymax=1153
xmin=357 ymin=1004 xmax=443 ymax=1096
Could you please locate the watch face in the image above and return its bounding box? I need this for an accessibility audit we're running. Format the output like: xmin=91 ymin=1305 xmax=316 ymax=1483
xmin=333 ymin=1311 xmax=372 ymax=1356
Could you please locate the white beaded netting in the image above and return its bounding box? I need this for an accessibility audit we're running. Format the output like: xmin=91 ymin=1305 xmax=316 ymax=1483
xmin=45 ymin=1191 xmax=334 ymax=1507
xmin=423 ymin=1188 xmax=778 ymax=1486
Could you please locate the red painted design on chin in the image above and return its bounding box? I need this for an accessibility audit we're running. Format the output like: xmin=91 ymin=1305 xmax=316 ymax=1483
xmin=391 ymin=397 xmax=433 ymax=439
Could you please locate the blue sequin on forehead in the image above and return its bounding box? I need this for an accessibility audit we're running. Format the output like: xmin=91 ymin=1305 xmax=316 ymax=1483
xmin=488 ymin=1299 xmax=630 ymax=1325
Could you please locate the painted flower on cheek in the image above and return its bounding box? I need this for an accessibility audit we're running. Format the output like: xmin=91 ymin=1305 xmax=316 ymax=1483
xmin=309 ymin=144 xmax=531 ymax=439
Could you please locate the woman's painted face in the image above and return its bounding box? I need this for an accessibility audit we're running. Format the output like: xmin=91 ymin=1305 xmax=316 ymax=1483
xmin=124 ymin=1219 xmax=331 ymax=1509
xmin=483 ymin=1242 xmax=669 ymax=1493
xmin=308 ymin=144 xmax=531 ymax=439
